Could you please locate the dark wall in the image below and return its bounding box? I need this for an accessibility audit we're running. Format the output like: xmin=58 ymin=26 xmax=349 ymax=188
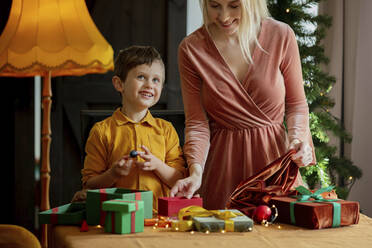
xmin=0 ymin=0 xmax=187 ymax=233
xmin=0 ymin=0 xmax=36 ymax=231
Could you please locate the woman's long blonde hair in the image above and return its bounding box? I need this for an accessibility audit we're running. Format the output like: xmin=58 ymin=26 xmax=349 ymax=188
xmin=199 ymin=0 xmax=269 ymax=64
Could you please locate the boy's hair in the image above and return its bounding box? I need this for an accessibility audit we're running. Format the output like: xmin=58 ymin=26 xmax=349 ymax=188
xmin=114 ymin=45 xmax=165 ymax=82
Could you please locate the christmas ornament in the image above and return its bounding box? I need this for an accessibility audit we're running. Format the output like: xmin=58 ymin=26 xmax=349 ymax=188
xmin=252 ymin=205 xmax=272 ymax=223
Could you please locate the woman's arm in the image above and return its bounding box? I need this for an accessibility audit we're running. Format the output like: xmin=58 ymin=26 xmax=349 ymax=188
xmin=281 ymin=24 xmax=316 ymax=166
xmin=179 ymin=40 xmax=211 ymax=168
xmin=170 ymin=39 xmax=211 ymax=197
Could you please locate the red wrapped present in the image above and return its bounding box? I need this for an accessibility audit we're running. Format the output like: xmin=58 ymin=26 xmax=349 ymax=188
xmin=270 ymin=186 xmax=359 ymax=229
xmin=158 ymin=197 xmax=203 ymax=217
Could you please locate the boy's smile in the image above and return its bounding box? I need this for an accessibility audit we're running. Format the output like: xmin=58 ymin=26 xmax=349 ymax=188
xmin=114 ymin=61 xmax=164 ymax=121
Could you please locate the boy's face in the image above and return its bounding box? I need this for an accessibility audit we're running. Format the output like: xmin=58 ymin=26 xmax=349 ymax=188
xmin=114 ymin=61 xmax=164 ymax=112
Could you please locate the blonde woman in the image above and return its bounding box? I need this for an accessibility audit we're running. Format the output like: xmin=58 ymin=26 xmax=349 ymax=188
xmin=170 ymin=0 xmax=315 ymax=209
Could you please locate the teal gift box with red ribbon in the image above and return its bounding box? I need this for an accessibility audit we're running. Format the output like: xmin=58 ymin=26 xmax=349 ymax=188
xmin=38 ymin=202 xmax=86 ymax=225
xmin=102 ymin=199 xmax=144 ymax=234
xmin=270 ymin=186 xmax=360 ymax=229
xmin=86 ymin=188 xmax=152 ymax=226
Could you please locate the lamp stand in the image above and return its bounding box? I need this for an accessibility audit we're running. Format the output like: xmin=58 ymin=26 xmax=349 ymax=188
xmin=41 ymin=71 xmax=52 ymax=248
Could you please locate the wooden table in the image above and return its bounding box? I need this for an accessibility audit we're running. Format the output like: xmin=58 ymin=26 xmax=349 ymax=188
xmin=51 ymin=214 xmax=372 ymax=248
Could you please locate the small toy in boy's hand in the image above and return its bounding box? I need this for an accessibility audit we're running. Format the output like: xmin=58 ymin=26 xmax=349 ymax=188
xmin=130 ymin=150 xmax=138 ymax=158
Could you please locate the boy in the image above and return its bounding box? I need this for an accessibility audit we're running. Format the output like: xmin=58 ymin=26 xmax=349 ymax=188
xmin=77 ymin=46 xmax=186 ymax=209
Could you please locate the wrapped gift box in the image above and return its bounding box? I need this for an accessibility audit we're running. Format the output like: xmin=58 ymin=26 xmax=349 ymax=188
xmin=270 ymin=196 xmax=360 ymax=229
xmin=193 ymin=209 xmax=253 ymax=232
xmin=86 ymin=188 xmax=152 ymax=225
xmin=144 ymin=218 xmax=172 ymax=227
xmin=39 ymin=202 xmax=85 ymax=225
xmin=102 ymin=199 xmax=144 ymax=234
xmin=158 ymin=196 xmax=203 ymax=217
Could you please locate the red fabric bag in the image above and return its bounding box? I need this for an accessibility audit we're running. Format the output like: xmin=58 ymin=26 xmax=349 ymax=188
xmin=227 ymin=150 xmax=298 ymax=216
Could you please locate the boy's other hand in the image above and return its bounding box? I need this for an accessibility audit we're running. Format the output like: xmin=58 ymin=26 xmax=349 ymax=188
xmin=71 ymin=189 xmax=87 ymax=202
xmin=136 ymin=145 xmax=163 ymax=171
xmin=111 ymin=155 xmax=133 ymax=176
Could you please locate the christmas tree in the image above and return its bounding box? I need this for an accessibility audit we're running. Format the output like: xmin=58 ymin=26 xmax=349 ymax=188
xmin=267 ymin=0 xmax=362 ymax=199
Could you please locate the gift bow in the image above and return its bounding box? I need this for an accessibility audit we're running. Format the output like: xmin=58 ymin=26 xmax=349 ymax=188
xmin=295 ymin=186 xmax=335 ymax=201
xmin=178 ymin=206 xmax=242 ymax=220
xmin=178 ymin=206 xmax=243 ymax=232
xmin=291 ymin=186 xmax=341 ymax=228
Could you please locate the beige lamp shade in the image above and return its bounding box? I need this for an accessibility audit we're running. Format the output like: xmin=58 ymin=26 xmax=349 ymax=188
xmin=0 ymin=0 xmax=114 ymax=77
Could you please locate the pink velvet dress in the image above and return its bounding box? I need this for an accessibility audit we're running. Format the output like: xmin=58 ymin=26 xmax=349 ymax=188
xmin=178 ymin=18 xmax=315 ymax=209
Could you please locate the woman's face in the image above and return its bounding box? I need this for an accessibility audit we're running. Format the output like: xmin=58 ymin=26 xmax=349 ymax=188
xmin=206 ymin=0 xmax=242 ymax=36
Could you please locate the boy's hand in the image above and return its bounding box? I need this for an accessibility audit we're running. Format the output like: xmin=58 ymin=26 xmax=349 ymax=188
xmin=135 ymin=145 xmax=163 ymax=171
xmin=111 ymin=155 xmax=134 ymax=177
xmin=71 ymin=189 xmax=87 ymax=202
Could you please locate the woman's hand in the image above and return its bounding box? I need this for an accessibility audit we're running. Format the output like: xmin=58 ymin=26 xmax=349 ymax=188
xmin=170 ymin=163 xmax=202 ymax=198
xmin=288 ymin=139 xmax=313 ymax=167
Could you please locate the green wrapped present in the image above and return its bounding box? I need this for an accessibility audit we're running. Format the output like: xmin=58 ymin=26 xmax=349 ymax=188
xmin=86 ymin=188 xmax=152 ymax=225
xmin=38 ymin=202 xmax=86 ymax=225
xmin=193 ymin=209 xmax=253 ymax=232
xmin=102 ymin=199 xmax=144 ymax=234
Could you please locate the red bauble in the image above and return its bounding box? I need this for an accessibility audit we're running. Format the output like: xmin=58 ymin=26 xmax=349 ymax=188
xmin=252 ymin=205 xmax=272 ymax=223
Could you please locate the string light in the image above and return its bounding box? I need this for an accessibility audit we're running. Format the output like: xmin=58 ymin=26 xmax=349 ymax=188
xmin=175 ymin=227 xmax=179 ymax=231
xmin=190 ymin=231 xmax=195 ymax=234
xmin=221 ymin=230 xmax=226 ymax=234
xmin=205 ymin=230 xmax=210 ymax=234
xmin=248 ymin=227 xmax=253 ymax=232
xmin=278 ymin=225 xmax=282 ymax=229
xmin=286 ymin=8 xmax=290 ymax=13
xmin=349 ymin=176 xmax=353 ymax=180
xmin=96 ymin=225 xmax=102 ymax=228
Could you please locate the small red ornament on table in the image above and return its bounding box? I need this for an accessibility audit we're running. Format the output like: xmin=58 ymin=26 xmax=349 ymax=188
xmin=80 ymin=220 xmax=89 ymax=232
xmin=252 ymin=205 xmax=272 ymax=223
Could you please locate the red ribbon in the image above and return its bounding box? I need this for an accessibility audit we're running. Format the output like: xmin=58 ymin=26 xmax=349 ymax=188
xmin=131 ymin=201 xmax=139 ymax=233
xmin=50 ymin=207 xmax=59 ymax=224
xmin=99 ymin=189 xmax=107 ymax=226
xmin=135 ymin=192 xmax=141 ymax=201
